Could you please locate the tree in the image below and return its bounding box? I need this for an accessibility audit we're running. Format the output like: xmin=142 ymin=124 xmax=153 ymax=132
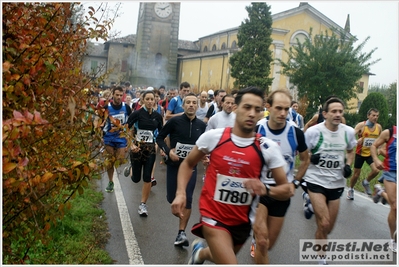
xmin=2 ymin=3 xmax=125 ymax=263
xmin=278 ymin=28 xmax=380 ymax=118
xmin=368 ymin=81 xmax=397 ymax=121
xmin=229 ymin=2 xmax=274 ymax=94
xmin=358 ymin=92 xmax=389 ymax=129
xmin=367 ymin=82 xmax=397 ymax=128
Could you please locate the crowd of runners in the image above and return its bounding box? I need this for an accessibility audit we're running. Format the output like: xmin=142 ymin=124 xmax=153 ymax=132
xmin=93 ymin=82 xmax=396 ymax=264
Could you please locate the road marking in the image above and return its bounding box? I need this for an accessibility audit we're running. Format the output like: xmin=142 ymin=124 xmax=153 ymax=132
xmin=113 ymin=170 xmax=144 ymax=264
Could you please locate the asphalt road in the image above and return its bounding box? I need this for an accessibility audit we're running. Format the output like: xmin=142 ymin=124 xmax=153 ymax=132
xmin=99 ymin=156 xmax=397 ymax=265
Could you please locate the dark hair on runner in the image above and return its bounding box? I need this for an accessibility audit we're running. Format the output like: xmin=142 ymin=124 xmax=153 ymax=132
xmin=180 ymin=81 xmax=190 ymax=89
xmin=142 ymin=90 xmax=155 ymax=99
xmin=183 ymin=92 xmax=197 ymax=104
xmin=367 ymin=108 xmax=379 ymax=115
xmin=112 ymin=86 xmax=124 ymax=95
xmin=221 ymin=94 xmax=234 ymax=102
xmin=215 ymin=89 xmax=226 ymax=96
xmin=153 ymin=89 xmax=160 ymax=96
xmin=235 ymin=87 xmax=264 ymax=106
xmin=322 ymin=97 xmax=345 ymax=112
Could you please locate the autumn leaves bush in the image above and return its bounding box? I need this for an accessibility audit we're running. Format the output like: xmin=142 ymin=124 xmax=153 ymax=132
xmin=2 ymin=3 xmax=120 ymax=263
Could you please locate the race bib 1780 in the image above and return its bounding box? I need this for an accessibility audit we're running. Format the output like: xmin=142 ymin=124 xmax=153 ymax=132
xmin=214 ymin=174 xmax=253 ymax=206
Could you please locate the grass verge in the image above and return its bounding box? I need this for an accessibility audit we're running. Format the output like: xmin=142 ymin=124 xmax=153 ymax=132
xmin=22 ymin=177 xmax=113 ymax=264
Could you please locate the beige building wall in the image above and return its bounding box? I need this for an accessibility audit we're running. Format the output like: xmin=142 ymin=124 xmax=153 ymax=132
xmin=347 ymin=74 xmax=371 ymax=113
xmin=181 ymin=59 xmax=201 ymax=91
xmin=179 ymin=3 xmax=369 ymax=111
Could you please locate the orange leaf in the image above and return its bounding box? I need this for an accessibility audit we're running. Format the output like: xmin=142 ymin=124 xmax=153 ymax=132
xmin=23 ymin=76 xmax=31 ymax=86
xmin=71 ymin=161 xmax=82 ymax=168
xmin=34 ymin=127 xmax=43 ymax=137
xmin=83 ymin=165 xmax=89 ymax=176
xmin=88 ymin=162 xmax=97 ymax=169
xmin=11 ymin=73 xmax=20 ymax=81
xmin=3 ymin=61 xmax=12 ymax=73
xmin=3 ymin=177 xmax=16 ymax=187
xmin=44 ymin=223 xmax=51 ymax=231
xmin=3 ymin=162 xmax=17 ymax=174
xmin=41 ymin=172 xmax=54 ymax=183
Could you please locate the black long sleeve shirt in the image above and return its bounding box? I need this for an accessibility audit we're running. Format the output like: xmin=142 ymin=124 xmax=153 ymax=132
xmin=156 ymin=113 xmax=206 ymax=156
xmin=127 ymin=107 xmax=163 ymax=142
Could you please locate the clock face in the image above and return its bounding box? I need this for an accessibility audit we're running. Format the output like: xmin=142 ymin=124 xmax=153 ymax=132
xmin=154 ymin=2 xmax=172 ymax=18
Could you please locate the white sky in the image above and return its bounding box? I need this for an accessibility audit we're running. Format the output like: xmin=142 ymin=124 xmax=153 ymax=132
xmin=89 ymin=1 xmax=398 ymax=86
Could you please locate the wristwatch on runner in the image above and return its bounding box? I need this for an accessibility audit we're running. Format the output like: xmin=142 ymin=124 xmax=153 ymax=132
xmin=292 ymin=179 xmax=301 ymax=189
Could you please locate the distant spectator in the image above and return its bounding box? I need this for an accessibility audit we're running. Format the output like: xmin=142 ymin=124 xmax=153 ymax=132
xmin=204 ymin=89 xmax=226 ymax=124
xmin=161 ymin=88 xmax=178 ymax=111
xmin=125 ymin=81 xmax=134 ymax=97
xmin=97 ymin=89 xmax=112 ymax=109
xmin=133 ymin=90 xmax=141 ymax=104
xmin=231 ymin=89 xmax=239 ymax=98
xmin=159 ymin=85 xmax=166 ymax=100
xmin=125 ymin=94 xmax=133 ymax=108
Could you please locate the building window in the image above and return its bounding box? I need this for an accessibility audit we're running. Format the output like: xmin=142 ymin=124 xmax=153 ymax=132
xmin=359 ymin=81 xmax=364 ymax=93
xmin=203 ymin=46 xmax=208 ymax=52
xmin=91 ymin=60 xmax=98 ymax=72
xmin=212 ymin=44 xmax=216 ymax=51
xmin=121 ymin=60 xmax=128 ymax=72
xmin=290 ymin=31 xmax=309 ymax=46
xmin=231 ymin=40 xmax=237 ymax=49
xmin=221 ymin=43 xmax=226 ymax=50
xmin=155 ymin=53 xmax=162 ymax=66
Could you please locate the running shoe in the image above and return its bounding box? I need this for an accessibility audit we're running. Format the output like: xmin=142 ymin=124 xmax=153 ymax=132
xmin=188 ymin=238 xmax=205 ymax=264
xmin=124 ymin=166 xmax=131 ymax=177
xmin=372 ymin=184 xmax=383 ymax=203
xmin=302 ymin=192 xmax=314 ymax=219
xmin=250 ymin=239 xmax=256 ymax=258
xmin=105 ymin=181 xmax=114 ymax=192
xmin=347 ymin=188 xmax=354 ymax=200
xmin=362 ymin=180 xmax=372 ymax=195
xmin=390 ymin=240 xmax=397 ymax=253
xmin=138 ymin=203 xmax=148 ymax=217
xmin=174 ymin=231 xmax=189 ymax=247
xmin=151 ymin=177 xmax=157 ymax=187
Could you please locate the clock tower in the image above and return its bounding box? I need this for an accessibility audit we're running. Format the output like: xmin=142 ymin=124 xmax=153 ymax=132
xmin=133 ymin=2 xmax=180 ymax=87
